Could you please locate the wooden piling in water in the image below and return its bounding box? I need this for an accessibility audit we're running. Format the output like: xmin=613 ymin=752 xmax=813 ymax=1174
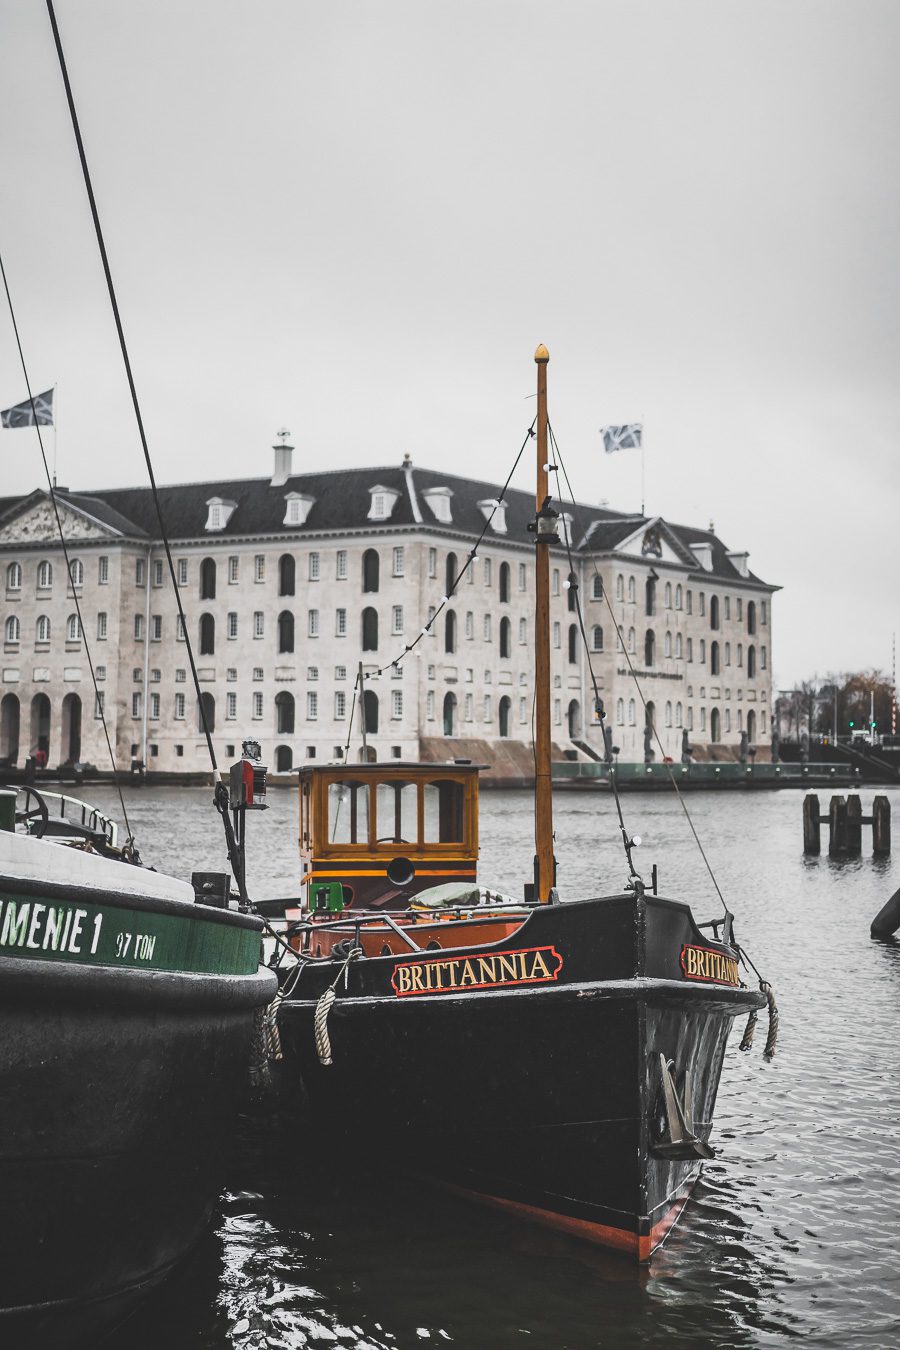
xmin=803 ymin=794 xmax=821 ymax=854
xmin=845 ymin=795 xmax=863 ymax=855
xmin=873 ymin=796 xmax=891 ymax=855
xmin=828 ymin=796 xmax=848 ymax=857
xmin=804 ymin=793 xmax=891 ymax=856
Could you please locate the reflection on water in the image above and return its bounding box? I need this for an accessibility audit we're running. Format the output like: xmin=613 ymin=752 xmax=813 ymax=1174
xmin=87 ymin=783 xmax=900 ymax=1349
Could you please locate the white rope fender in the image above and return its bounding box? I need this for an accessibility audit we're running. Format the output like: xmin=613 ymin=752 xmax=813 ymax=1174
xmin=314 ymin=946 xmax=363 ymax=1067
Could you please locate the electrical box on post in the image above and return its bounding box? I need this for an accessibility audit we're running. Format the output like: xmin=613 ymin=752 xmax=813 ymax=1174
xmin=229 ymin=740 xmax=268 ymax=810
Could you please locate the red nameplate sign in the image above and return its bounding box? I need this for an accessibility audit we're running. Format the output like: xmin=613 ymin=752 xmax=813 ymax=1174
xmin=680 ymin=944 xmax=740 ymax=986
xmin=391 ymin=945 xmax=563 ymax=997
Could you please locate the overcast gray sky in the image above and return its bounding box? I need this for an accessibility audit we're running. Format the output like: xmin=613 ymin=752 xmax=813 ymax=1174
xmin=1 ymin=0 xmax=898 ymax=689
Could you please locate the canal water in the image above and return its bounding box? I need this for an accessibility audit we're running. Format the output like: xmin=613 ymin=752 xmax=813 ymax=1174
xmin=88 ymin=781 xmax=900 ymax=1349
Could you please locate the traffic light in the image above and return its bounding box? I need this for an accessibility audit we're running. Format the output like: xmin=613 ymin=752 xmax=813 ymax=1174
xmin=849 ymin=720 xmax=855 ymax=728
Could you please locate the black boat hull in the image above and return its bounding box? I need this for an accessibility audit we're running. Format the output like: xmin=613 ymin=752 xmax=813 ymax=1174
xmin=277 ymin=893 xmax=764 ymax=1259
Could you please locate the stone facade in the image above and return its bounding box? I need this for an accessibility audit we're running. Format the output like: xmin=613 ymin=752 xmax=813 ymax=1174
xmin=0 ymin=453 xmax=776 ymax=775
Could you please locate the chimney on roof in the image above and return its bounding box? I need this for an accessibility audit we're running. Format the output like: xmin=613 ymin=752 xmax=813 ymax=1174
xmin=271 ymin=428 xmax=293 ymax=487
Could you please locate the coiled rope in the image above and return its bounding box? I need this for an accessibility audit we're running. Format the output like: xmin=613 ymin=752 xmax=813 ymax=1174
xmin=738 ymin=979 xmax=779 ymax=1059
xmin=314 ymin=946 xmax=363 ymax=1066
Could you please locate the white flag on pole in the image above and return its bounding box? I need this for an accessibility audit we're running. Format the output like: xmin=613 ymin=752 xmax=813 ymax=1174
xmin=600 ymin=422 xmax=642 ymax=454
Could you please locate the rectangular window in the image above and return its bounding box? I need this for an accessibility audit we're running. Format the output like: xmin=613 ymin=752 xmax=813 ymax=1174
xmin=552 ymin=568 xmax=560 ymax=596
xmin=686 ymin=590 xmax=693 ymax=615
xmin=518 ymin=563 xmax=527 ymax=590
xmin=253 ymin=667 xmax=264 ymax=681
xmin=552 ymin=621 xmax=560 ymax=649
xmin=700 ymin=639 xmax=706 ymax=664
xmin=97 ymin=612 xmax=107 ymax=640
xmin=134 ymin=614 xmax=144 ymax=642
xmin=309 ymin=552 xmax=320 ymax=581
xmin=519 ymin=617 xmax=527 ymax=644
xmin=229 ymin=556 xmax=239 ymax=583
xmin=174 ymin=691 xmax=185 ymax=720
xmin=307 ymin=691 xmax=318 ymax=720
xmin=335 ymin=665 xmax=347 ymax=681
xmin=135 ymin=558 xmax=146 ymax=586
xmin=307 ymin=666 xmax=318 ymax=680
xmin=150 ymin=668 xmax=161 ymax=682
xmin=133 ymin=668 xmax=142 ymax=683
xmin=392 ymin=546 xmax=405 ymax=577
xmin=176 ymin=615 xmax=185 ymax=642
xmin=227 ymin=612 xmax=238 ymax=639
xmin=687 ymin=637 xmax=693 ymax=662
xmin=177 ymin=558 xmax=188 ymax=587
xmin=483 ymin=614 xmax=492 ymax=641
xmin=336 ymin=550 xmax=348 ymax=580
xmin=255 ymin=554 xmax=265 ymax=582
xmin=226 ymin=692 xmax=237 ymax=720
xmin=483 ymin=558 xmax=492 ymax=587
xmin=761 ymin=601 xmax=768 ymax=625
xmin=226 ymin=667 xmax=237 ymax=682
xmin=464 ymin=693 xmax=474 ymax=722
xmin=737 ymin=598 xmax=743 ymax=622
xmin=94 ymin=691 xmax=105 ymax=718
xmin=428 ymin=548 xmax=437 ymax=578
xmin=335 ymin=691 xmax=346 ymax=719
xmin=308 ymin=609 xmax=319 ymax=638
xmin=391 ymin=690 xmax=403 ymax=719
xmin=761 ymin=646 xmax=767 ymax=670
xmin=465 ymin=612 xmax=474 ymax=640
xmin=95 ymin=665 xmax=106 ymax=682
xmin=98 ymin=556 xmax=109 ymax=585
xmin=151 ymin=615 xmax=162 ymax=641
xmin=336 ymin=608 xmax=347 ymax=636
xmin=484 ymin=694 xmax=492 ymax=722
xmin=699 ymin=593 xmax=706 ymax=616
xmin=153 ymin=559 xmax=164 ymax=587
xmin=553 ymin=699 xmax=561 ymax=725
xmin=176 ymin=668 xmax=186 ymax=683
xmin=724 ymin=597 xmax=731 ymax=620
xmin=253 ymin=692 xmax=263 ymax=719
xmin=687 ymin=707 xmax=693 ymax=730
xmin=392 ymin=605 xmax=403 ymax=636
xmin=426 ymin=690 xmax=435 ymax=720
xmin=520 ymin=696 xmax=527 ymax=722
xmin=392 ymin=663 xmax=403 ymax=679
xmin=150 ymin=692 xmax=160 ymax=721
xmin=132 ymin=692 xmax=142 ymax=719
xmin=253 ymin=612 xmax=264 ymax=639
xmin=700 ymin=707 xmax=707 ymax=731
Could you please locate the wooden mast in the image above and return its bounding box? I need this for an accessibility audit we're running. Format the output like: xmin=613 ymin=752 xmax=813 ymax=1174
xmin=534 ymin=344 xmax=555 ymax=902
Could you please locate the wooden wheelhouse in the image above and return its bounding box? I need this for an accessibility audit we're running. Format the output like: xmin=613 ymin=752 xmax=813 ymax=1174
xmin=298 ymin=761 xmax=481 ymax=911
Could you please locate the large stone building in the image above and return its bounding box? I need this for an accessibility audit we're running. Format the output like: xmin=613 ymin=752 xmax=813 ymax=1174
xmin=0 ymin=442 xmax=777 ymax=776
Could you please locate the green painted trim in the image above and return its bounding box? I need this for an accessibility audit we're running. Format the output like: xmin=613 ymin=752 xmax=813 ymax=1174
xmin=0 ymin=890 xmax=261 ymax=976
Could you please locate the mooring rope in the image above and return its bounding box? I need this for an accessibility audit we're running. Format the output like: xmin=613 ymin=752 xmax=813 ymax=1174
xmin=314 ymin=945 xmax=363 ymax=1066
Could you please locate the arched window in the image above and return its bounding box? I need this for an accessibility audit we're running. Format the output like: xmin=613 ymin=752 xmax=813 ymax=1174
xmin=665 ymin=701 xmax=672 ymax=727
xmin=200 ymin=557 xmax=216 ymax=600
xmin=275 ymin=745 xmax=293 ymax=772
xmin=628 ymin=698 xmax=636 ymax=725
xmin=69 ymin=558 xmax=84 ymax=587
xmin=675 ymin=633 xmax=683 ymax=659
xmin=710 ymin=707 xmax=721 ymax=742
xmin=616 ymin=574 xmax=624 ymax=602
xmin=568 ymin=624 xmax=578 ymax=664
xmin=676 ymin=701 xmax=683 ymax=728
xmin=737 ymin=642 xmax=743 ymax=667
xmin=6 ymin=615 xmax=20 ymax=643
xmin=62 ymin=692 xmax=82 ymax=764
xmin=747 ymin=601 xmax=757 ymax=635
xmin=710 ymin=595 xmax=720 ymax=630
xmin=616 ymin=698 xmax=625 ymax=725
xmin=499 ymin=696 xmax=511 ymax=738
xmin=278 ymin=610 xmax=295 ymax=654
xmin=445 ymin=609 xmax=457 ymax=654
xmin=198 ymin=691 xmax=215 ymax=734
xmin=747 ymin=709 xmax=756 ymax=742
xmin=36 ymin=615 xmax=50 ymax=643
xmin=362 ymin=607 xmax=379 ymax=651
xmin=710 ymin=641 xmax=720 ymax=676
xmin=664 ymin=582 xmax=672 ymax=609
xmin=627 ymin=576 xmax=636 ymax=603
xmin=499 ymin=616 xmax=511 ymax=659
xmin=664 ymin=631 xmax=672 ymax=658
xmin=363 ymin=689 xmax=379 ymax=733
xmin=199 ymin=613 xmax=215 ymax=655
xmin=644 ymin=630 xmax=655 ymax=667
xmin=362 ymin=549 xmax=380 ymax=593
xmin=592 ymin=574 xmax=603 ymax=600
xmin=747 ymin=644 xmax=756 ymax=678
xmin=279 ymin=553 xmax=295 ymax=596
xmin=66 ymin=614 xmax=81 ymax=642
xmin=6 ymin=561 xmax=22 ymax=591
xmin=725 ymin=642 xmax=731 ymax=665
xmin=275 ymin=691 xmax=295 ymax=734
xmin=675 ymin=584 xmax=683 ymax=610
xmin=646 ymin=576 xmax=656 ymax=616
xmin=567 ymin=700 xmax=581 ymax=738
xmin=499 ymin=561 xmax=510 ymax=603
xmin=37 ymin=561 xmax=52 ymax=589
xmin=567 ymin=578 xmax=577 ymax=613
xmin=443 ymin=691 xmax=457 ymax=736
xmin=591 ymin=625 xmax=603 ymax=652
xmin=446 ymin=552 xmax=458 ymax=596
xmin=0 ymin=692 xmax=20 ymax=762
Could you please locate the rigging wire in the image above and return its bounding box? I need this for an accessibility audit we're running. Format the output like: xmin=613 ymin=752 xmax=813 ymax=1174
xmin=340 ymin=420 xmax=536 ymax=763
xmin=0 ymin=248 xmax=136 ymax=852
xmin=44 ymin=0 xmax=248 ymax=893
xmin=547 ymin=421 xmax=731 ymax=916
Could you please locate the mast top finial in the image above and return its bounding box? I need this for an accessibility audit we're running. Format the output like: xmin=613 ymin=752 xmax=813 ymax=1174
xmin=534 ymin=344 xmax=550 ymax=364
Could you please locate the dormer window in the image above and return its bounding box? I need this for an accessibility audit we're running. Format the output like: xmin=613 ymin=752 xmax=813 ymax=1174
xmin=368 ymin=485 xmax=400 ymax=522
xmin=558 ymin=513 xmax=573 ymax=549
xmin=205 ymin=497 xmax=237 ymax=532
xmin=283 ymin=492 xmax=315 ymax=527
xmin=421 ymin=486 xmax=453 ymax=524
xmin=690 ymin=541 xmax=714 ymax=572
xmin=727 ymin=550 xmax=750 ymax=578
xmin=477 ymin=499 xmax=507 ymax=534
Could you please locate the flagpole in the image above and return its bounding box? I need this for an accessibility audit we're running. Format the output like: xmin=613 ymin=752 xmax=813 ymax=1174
xmin=640 ymin=412 xmax=645 ymax=516
xmin=53 ymin=382 xmax=58 ymax=487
